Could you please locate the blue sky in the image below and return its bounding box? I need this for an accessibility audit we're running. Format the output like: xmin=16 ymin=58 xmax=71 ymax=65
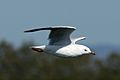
xmin=0 ymin=0 xmax=120 ymax=46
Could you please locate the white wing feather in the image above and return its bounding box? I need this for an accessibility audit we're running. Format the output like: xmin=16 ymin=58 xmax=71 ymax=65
xmin=71 ymin=36 xmax=86 ymax=44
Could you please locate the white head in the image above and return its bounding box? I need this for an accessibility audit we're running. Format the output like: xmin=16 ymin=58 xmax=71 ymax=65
xmin=78 ymin=45 xmax=95 ymax=56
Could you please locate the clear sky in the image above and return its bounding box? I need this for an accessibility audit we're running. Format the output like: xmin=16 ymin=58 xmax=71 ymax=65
xmin=0 ymin=0 xmax=120 ymax=46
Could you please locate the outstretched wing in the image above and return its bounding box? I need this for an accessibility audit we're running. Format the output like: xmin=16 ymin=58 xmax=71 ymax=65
xmin=71 ymin=36 xmax=86 ymax=44
xmin=24 ymin=26 xmax=76 ymax=45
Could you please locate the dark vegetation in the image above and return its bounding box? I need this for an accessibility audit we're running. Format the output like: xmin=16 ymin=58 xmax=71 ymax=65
xmin=0 ymin=40 xmax=120 ymax=80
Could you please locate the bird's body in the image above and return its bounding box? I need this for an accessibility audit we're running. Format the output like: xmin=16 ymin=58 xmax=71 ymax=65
xmin=25 ymin=26 xmax=95 ymax=57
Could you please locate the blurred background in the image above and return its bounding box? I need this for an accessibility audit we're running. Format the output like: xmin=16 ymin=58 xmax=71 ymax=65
xmin=0 ymin=0 xmax=120 ymax=80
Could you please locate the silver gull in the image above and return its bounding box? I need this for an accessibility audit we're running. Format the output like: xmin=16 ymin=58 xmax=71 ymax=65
xmin=24 ymin=26 xmax=95 ymax=57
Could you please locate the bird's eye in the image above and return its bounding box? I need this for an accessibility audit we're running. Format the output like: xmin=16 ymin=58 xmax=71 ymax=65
xmin=84 ymin=49 xmax=87 ymax=51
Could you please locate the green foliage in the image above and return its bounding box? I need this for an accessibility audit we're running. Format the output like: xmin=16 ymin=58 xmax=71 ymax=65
xmin=0 ymin=41 xmax=120 ymax=80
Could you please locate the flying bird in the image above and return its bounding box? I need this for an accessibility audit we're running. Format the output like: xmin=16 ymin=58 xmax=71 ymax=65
xmin=24 ymin=26 xmax=95 ymax=57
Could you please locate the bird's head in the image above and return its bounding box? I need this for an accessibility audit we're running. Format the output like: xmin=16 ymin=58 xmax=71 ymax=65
xmin=79 ymin=45 xmax=95 ymax=56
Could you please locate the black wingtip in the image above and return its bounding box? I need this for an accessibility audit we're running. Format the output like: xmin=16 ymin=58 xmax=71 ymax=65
xmin=24 ymin=30 xmax=30 ymax=33
xmin=24 ymin=30 xmax=31 ymax=33
xmin=24 ymin=29 xmax=40 ymax=33
xmin=24 ymin=31 xmax=27 ymax=33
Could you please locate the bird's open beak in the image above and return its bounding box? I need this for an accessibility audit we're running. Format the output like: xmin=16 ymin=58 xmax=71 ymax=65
xmin=90 ymin=52 xmax=96 ymax=55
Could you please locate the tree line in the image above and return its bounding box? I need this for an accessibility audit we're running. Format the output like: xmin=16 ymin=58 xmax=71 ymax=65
xmin=0 ymin=40 xmax=120 ymax=80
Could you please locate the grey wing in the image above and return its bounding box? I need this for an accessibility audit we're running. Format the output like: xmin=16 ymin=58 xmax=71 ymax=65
xmin=49 ymin=27 xmax=75 ymax=45
xmin=24 ymin=26 xmax=76 ymax=45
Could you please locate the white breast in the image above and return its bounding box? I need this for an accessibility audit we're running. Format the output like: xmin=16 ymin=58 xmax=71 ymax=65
xmin=56 ymin=44 xmax=84 ymax=57
xmin=44 ymin=44 xmax=83 ymax=57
